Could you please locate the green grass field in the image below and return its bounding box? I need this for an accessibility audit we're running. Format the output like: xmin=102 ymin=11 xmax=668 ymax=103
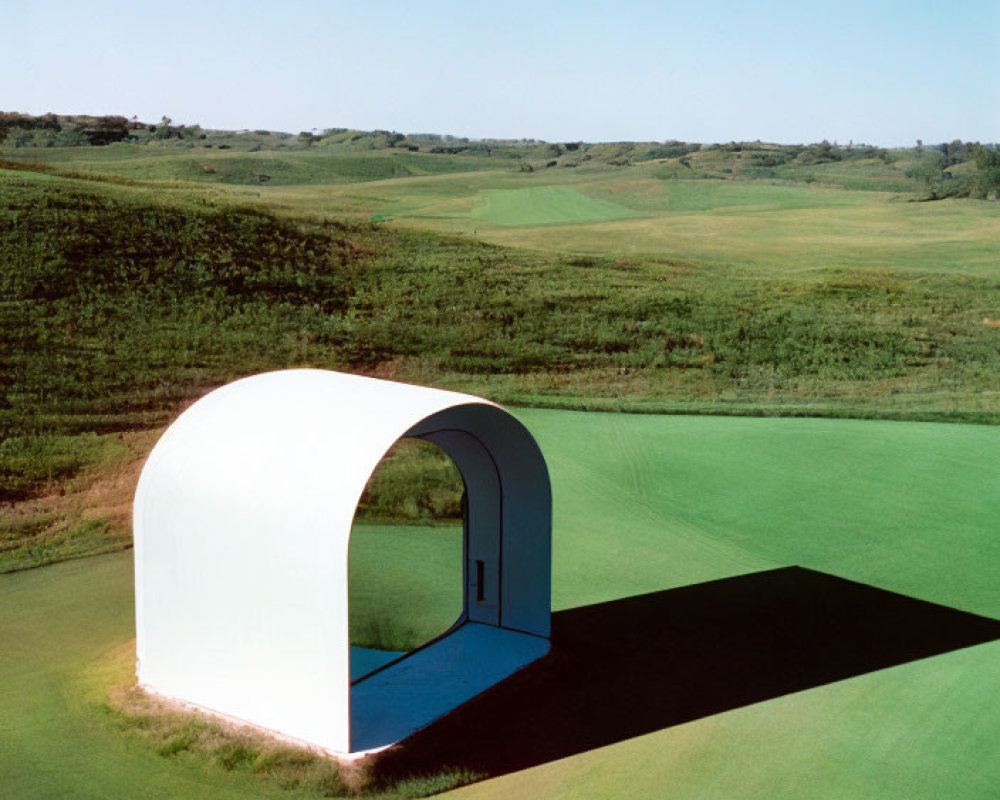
xmin=349 ymin=523 xmax=463 ymax=651
xmin=470 ymin=186 xmax=642 ymax=226
xmin=3 ymin=410 xmax=999 ymax=798
xmin=215 ymin=163 xmax=1000 ymax=274
xmin=0 ymin=144 xmax=493 ymax=186
xmin=5 ymin=161 xmax=1000 ymax=575
xmin=372 ymin=169 xmax=1000 ymax=274
xmin=4 ymin=130 xmax=1000 ymax=798
xmin=452 ymin=640 xmax=1000 ymax=800
xmin=0 ymin=553 xmax=309 ymax=800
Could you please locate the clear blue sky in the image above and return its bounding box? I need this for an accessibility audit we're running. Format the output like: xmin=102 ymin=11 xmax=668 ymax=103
xmin=3 ymin=0 xmax=997 ymax=145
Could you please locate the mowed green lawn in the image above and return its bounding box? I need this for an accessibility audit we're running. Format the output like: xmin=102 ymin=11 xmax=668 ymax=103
xmin=262 ymin=166 xmax=1000 ymax=275
xmin=0 ymin=555 xmax=308 ymax=800
xmin=456 ymin=176 xmax=1000 ymax=275
xmin=453 ymin=639 xmax=1000 ymax=800
xmin=2 ymin=410 xmax=999 ymax=798
xmin=470 ymin=186 xmax=642 ymax=227
xmin=349 ymin=523 xmax=464 ymax=651
xmin=478 ymin=194 xmax=1000 ymax=275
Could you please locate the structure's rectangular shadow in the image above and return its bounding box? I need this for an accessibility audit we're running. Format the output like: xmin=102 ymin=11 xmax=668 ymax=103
xmin=370 ymin=566 xmax=1000 ymax=784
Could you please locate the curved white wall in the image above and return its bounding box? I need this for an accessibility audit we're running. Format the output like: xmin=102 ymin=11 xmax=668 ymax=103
xmin=134 ymin=369 xmax=550 ymax=755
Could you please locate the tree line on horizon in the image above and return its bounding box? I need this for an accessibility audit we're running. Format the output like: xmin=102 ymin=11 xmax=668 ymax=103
xmin=1 ymin=110 xmax=998 ymax=199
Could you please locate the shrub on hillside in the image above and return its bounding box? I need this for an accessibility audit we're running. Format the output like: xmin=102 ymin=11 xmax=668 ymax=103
xmin=971 ymin=145 xmax=1000 ymax=199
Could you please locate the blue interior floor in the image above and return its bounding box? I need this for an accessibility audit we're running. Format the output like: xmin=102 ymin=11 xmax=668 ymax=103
xmin=350 ymin=622 xmax=550 ymax=753
xmin=350 ymin=646 xmax=406 ymax=682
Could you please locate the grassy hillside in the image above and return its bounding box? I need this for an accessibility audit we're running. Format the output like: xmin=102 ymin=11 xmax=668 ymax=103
xmin=0 ymin=119 xmax=940 ymax=192
xmin=20 ymin=148 xmax=491 ymax=186
xmin=5 ymin=127 xmax=996 ymax=275
xmin=3 ymin=410 xmax=999 ymax=799
xmin=4 ymin=165 xmax=1000 ymax=571
xmin=325 ymin=166 xmax=1000 ymax=273
xmin=4 ymin=112 xmax=999 ymax=798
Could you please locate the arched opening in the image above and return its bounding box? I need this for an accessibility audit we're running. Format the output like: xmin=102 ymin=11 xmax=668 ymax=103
xmin=134 ymin=369 xmax=551 ymax=756
xmin=348 ymin=412 xmax=547 ymax=755
xmin=348 ymin=437 xmax=466 ymax=681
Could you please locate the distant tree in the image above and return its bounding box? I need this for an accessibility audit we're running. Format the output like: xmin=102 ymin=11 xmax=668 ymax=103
xmin=971 ymin=145 xmax=1000 ymax=199
xmin=154 ymin=116 xmax=174 ymax=139
xmin=916 ymin=139 xmax=923 ymax=153
xmin=797 ymin=140 xmax=842 ymax=164
xmin=646 ymin=141 xmax=698 ymax=160
xmin=906 ymin=152 xmax=969 ymax=199
xmin=939 ymin=139 xmax=974 ymax=167
xmin=0 ymin=111 xmax=63 ymax=145
xmin=37 ymin=112 xmax=60 ymax=132
xmin=80 ymin=115 xmax=130 ymax=145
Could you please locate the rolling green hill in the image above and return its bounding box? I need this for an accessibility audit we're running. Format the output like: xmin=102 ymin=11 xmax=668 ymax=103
xmin=75 ymin=150 xmax=491 ymax=186
xmin=0 ymin=115 xmax=947 ymax=195
xmin=5 ymin=164 xmax=1000 ymax=574
xmin=357 ymin=169 xmax=1000 ymax=274
xmin=4 ymin=114 xmax=1000 ymax=798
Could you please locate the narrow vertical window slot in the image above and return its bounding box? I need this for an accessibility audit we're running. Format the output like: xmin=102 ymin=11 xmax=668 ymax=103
xmin=475 ymin=560 xmax=485 ymax=603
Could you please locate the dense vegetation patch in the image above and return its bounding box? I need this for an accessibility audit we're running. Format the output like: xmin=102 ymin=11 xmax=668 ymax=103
xmin=358 ymin=440 xmax=464 ymax=523
xmin=1 ymin=174 xmax=997 ymax=451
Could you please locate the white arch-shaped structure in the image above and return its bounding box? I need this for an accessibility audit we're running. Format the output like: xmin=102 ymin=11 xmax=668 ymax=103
xmin=134 ymin=369 xmax=551 ymax=756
